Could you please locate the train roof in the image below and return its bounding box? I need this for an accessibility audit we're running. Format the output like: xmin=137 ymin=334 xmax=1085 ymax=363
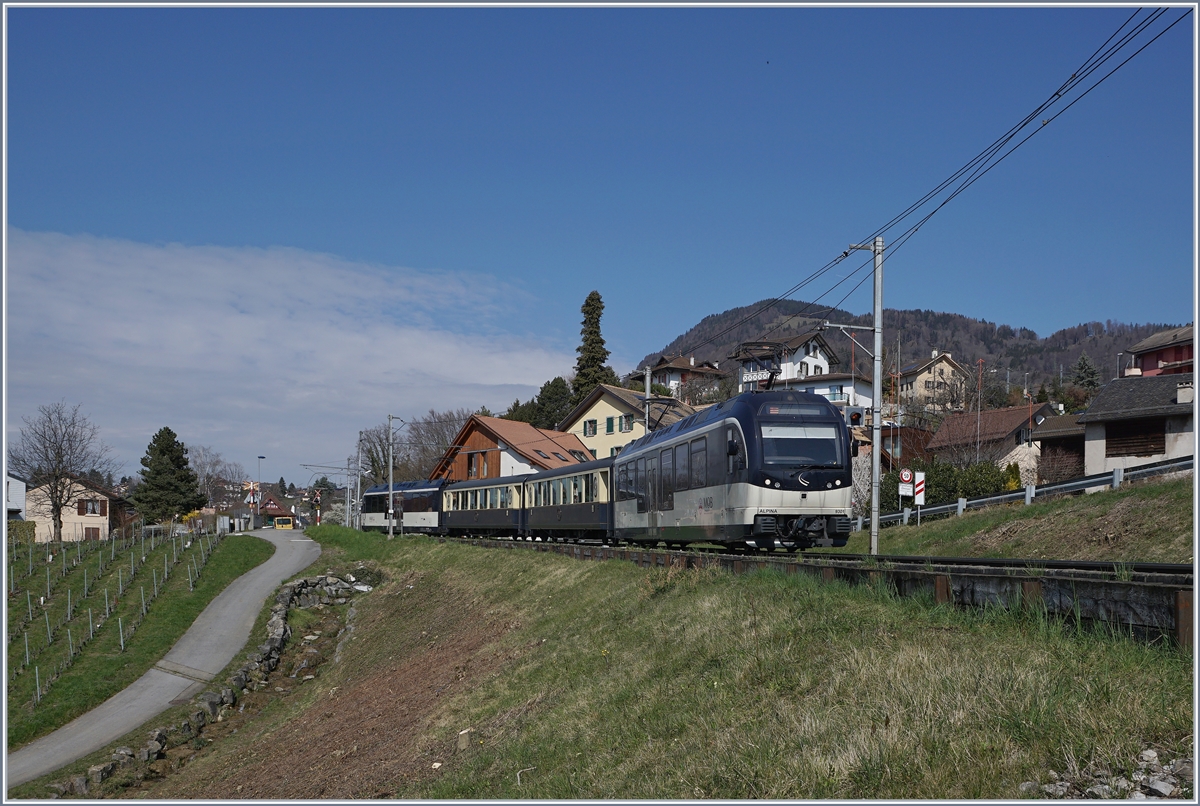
xmin=619 ymin=390 xmax=842 ymax=454
xmin=362 ymin=479 xmax=447 ymax=495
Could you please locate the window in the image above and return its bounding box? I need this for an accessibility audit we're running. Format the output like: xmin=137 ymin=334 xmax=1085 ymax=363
xmin=660 ymin=448 xmax=674 ymax=510
xmin=610 ymin=446 xmax=621 ymax=457
xmin=619 ymin=414 xmax=634 ymax=433
xmin=690 ymin=437 xmax=707 ymax=488
xmin=583 ymin=420 xmax=597 ymax=437
xmin=467 ymin=453 xmax=480 ymax=479
xmin=813 ymin=367 xmax=823 ymax=376
xmin=636 ymin=458 xmax=646 ymax=513
xmin=535 ymin=449 xmax=550 ymax=459
xmin=590 ymin=449 xmax=597 ymax=459
xmin=552 ymin=452 xmax=568 ymax=462
xmin=84 ymin=527 xmax=100 ymax=540
xmin=925 ymin=380 xmax=934 ymax=389
xmin=568 ymin=450 xmax=589 ymax=462
xmin=77 ymin=499 xmax=106 ymax=516
xmin=675 ymin=443 xmax=690 ymax=492
xmin=606 ymin=417 xmax=615 ymax=434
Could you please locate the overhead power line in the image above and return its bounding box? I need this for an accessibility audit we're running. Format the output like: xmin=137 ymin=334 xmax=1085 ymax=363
xmin=673 ymin=8 xmax=1191 ymax=361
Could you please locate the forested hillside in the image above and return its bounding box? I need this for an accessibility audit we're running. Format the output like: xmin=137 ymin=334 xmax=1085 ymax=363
xmin=641 ymin=299 xmax=1180 ymax=386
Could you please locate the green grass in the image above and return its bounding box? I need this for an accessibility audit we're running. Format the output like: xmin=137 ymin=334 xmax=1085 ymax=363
xmin=822 ymin=474 xmax=1192 ymax=562
xmin=6 ymin=533 xmax=275 ymax=750
xmin=137 ymin=534 xmax=1191 ymax=800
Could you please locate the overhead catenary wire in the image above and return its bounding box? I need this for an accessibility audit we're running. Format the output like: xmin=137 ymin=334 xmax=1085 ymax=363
xmin=672 ymin=8 xmax=1189 ymax=360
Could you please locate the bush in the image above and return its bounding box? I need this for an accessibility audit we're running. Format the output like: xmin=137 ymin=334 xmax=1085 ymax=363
xmin=7 ymin=520 xmax=35 ymax=543
xmin=1003 ymin=462 xmax=1022 ymax=491
xmin=957 ymin=462 xmax=1007 ymax=499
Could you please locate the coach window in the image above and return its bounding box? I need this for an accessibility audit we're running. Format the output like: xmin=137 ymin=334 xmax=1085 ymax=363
xmin=660 ymin=448 xmax=674 ymax=510
xmin=675 ymin=444 xmax=690 ymax=492
xmin=727 ymin=426 xmax=747 ymax=475
xmin=571 ymin=476 xmax=581 ymax=504
xmin=690 ymin=437 xmax=707 ymax=488
xmin=636 ymin=457 xmax=646 ymax=513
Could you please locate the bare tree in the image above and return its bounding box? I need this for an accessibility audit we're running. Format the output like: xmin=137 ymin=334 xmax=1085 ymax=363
xmin=360 ymin=408 xmax=476 ymax=485
xmin=188 ymin=445 xmax=247 ymax=509
xmin=8 ymin=401 xmax=121 ymax=541
xmin=1038 ymin=446 xmax=1083 ymax=484
xmin=928 ymin=412 xmax=1016 ymax=471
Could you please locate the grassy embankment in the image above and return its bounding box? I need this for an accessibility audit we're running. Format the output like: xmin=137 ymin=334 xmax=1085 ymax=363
xmin=6 ymin=531 xmax=275 ymax=750
xmin=824 ymin=473 xmax=1193 ymax=563
xmin=132 ymin=515 xmax=1192 ymax=800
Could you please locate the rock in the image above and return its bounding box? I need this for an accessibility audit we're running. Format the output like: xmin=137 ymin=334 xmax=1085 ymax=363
xmin=88 ymin=762 xmax=115 ymax=785
xmin=230 ymin=672 xmax=247 ymax=691
xmin=113 ymin=746 xmax=133 ymax=757
xmin=1145 ymin=779 xmax=1177 ymax=798
xmin=1018 ymin=781 xmax=1039 ymax=795
xmin=138 ymin=748 xmax=150 ymax=762
xmin=190 ymin=709 xmax=207 ymax=728
xmin=196 ymin=692 xmax=222 ymax=718
xmin=1140 ymin=750 xmax=1159 ymax=765
xmin=1127 ymin=791 xmax=1146 ymax=800
xmin=1170 ymin=759 xmax=1194 ymax=782
xmin=146 ymin=739 xmax=163 ymax=757
xmin=1085 ymin=783 xmax=1113 ymax=798
xmin=353 ymin=583 xmax=372 ymax=592
xmin=221 ymin=687 xmax=236 ymax=705
xmin=148 ymin=728 xmax=167 ymax=745
xmin=1112 ymin=777 xmax=1132 ymax=793
xmin=1042 ymin=782 xmax=1070 ymax=797
xmin=69 ymin=775 xmax=88 ymax=795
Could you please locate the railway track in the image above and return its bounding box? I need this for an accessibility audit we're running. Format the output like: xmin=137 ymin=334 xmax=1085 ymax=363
xmin=435 ymin=535 xmax=1194 ymax=647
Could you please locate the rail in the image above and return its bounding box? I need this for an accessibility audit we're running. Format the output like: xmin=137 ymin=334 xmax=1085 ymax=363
xmin=858 ymin=455 xmax=1193 ymax=531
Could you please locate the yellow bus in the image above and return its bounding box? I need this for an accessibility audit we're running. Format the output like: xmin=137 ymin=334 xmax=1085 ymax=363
xmin=274 ymin=517 xmax=294 ymax=530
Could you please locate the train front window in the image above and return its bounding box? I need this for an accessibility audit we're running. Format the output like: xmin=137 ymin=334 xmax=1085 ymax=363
xmin=760 ymin=423 xmax=842 ymax=468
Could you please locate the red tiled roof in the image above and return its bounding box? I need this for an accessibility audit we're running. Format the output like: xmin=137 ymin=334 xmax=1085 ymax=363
xmin=927 ymin=404 xmax=1055 ymax=450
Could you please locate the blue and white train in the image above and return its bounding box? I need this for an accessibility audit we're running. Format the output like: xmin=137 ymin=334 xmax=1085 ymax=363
xmin=361 ymin=390 xmax=854 ymax=552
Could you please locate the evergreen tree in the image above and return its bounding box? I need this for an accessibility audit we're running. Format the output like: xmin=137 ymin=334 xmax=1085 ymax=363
xmin=1073 ymin=351 xmax=1102 ymax=391
xmin=1035 ymin=383 xmax=1049 ymax=403
xmin=571 ymin=291 xmax=621 ymax=406
xmin=288 ymin=482 xmax=297 ymax=495
xmin=502 ymin=397 xmax=539 ymax=424
xmin=278 ymin=476 xmax=287 ymax=495
xmin=130 ymin=427 xmax=206 ymax=524
xmin=534 ymin=377 xmax=574 ymax=430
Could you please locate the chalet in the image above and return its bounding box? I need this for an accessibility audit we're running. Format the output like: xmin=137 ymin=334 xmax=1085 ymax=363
xmin=731 ymin=333 xmax=840 ymax=394
xmin=1125 ymin=325 xmax=1193 ymax=377
xmin=429 ymin=416 xmax=592 ymax=483
xmin=1076 ymin=374 xmax=1194 ymax=476
xmin=926 ymin=403 xmax=1056 ymax=485
xmin=557 ymin=384 xmax=698 ymax=459
xmin=648 ymin=355 xmax=726 ymax=402
xmin=25 ymin=476 xmax=136 ymax=543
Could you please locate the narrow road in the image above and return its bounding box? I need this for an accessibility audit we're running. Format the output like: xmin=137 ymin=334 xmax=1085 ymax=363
xmin=5 ymin=528 xmax=322 ymax=790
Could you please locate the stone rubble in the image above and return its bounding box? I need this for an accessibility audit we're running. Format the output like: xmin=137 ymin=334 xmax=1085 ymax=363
xmin=1023 ymin=750 xmax=1193 ymax=799
xmin=43 ymin=569 xmax=371 ymax=798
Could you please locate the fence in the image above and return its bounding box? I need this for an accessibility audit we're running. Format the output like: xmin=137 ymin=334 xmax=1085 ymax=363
xmin=855 ymin=455 xmax=1193 ymax=531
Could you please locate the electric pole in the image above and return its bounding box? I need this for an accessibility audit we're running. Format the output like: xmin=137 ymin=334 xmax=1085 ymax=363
xmin=387 ymin=414 xmax=395 ymax=540
xmin=850 ymin=236 xmax=884 ymax=555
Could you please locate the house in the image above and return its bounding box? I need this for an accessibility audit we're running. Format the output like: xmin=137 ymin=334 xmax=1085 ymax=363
xmin=429 ymin=415 xmax=593 ymax=483
xmin=557 ymin=384 xmax=698 ymax=459
xmin=6 ymin=474 xmax=27 ymax=521
xmin=1125 ymin=325 xmax=1193 ymax=377
xmin=25 ymin=476 xmax=136 ymax=543
xmin=787 ymin=371 xmax=874 ymax=410
xmin=1076 ymin=374 xmax=1194 ymax=476
xmin=896 ymin=350 xmax=970 ymax=411
xmin=255 ymin=491 xmax=295 ymax=527
xmin=648 ymin=355 xmax=727 ymax=402
xmin=1030 ymin=413 xmax=1086 ymax=482
xmin=926 ymin=403 xmax=1056 ymax=484
xmin=878 ymin=425 xmax=935 ymax=473
xmin=731 ymin=333 xmax=840 ymax=394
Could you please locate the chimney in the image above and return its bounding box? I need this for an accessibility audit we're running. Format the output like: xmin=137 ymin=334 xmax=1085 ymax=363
xmin=1177 ymin=382 xmax=1194 ymax=405
xmin=931 ymin=349 xmax=938 ymax=359
xmin=690 ymin=355 xmax=695 ymax=366
xmin=1124 ymin=367 xmax=1142 ymax=377
xmin=713 ymin=361 xmax=719 ymax=369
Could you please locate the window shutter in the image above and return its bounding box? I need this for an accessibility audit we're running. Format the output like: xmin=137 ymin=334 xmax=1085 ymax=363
xmin=77 ymin=500 xmax=86 ymax=516
xmin=100 ymin=500 xmax=108 ymax=517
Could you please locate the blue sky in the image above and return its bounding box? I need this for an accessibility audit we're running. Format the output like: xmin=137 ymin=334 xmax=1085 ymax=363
xmin=4 ymin=6 xmax=1194 ymax=485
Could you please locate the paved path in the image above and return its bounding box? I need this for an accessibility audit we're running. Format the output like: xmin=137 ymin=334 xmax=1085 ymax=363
xmin=5 ymin=529 xmax=322 ymax=790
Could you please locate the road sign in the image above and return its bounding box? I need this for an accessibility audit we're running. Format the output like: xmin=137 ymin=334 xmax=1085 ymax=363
xmin=899 ymin=482 xmax=913 ymax=497
xmin=899 ymin=468 xmax=913 ymax=484
xmin=914 ymin=471 xmax=926 ymax=506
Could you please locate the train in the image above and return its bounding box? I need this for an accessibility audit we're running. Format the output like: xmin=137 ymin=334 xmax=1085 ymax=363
xmin=360 ymin=390 xmax=855 ymax=552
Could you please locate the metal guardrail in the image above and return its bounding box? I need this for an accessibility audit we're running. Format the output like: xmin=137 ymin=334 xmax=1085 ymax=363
xmin=858 ymin=455 xmax=1194 ymax=531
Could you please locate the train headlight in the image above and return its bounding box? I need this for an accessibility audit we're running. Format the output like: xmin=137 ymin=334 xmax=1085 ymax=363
xmin=775 ymin=481 xmax=781 ymax=488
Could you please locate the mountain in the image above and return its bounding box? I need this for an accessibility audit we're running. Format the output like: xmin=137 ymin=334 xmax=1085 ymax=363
xmin=639 ymin=299 xmax=1183 ymax=386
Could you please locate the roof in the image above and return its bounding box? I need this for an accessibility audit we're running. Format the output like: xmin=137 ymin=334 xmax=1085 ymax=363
xmin=1077 ymin=373 xmax=1194 ymax=424
xmin=927 ymin=403 xmax=1057 ymax=450
xmin=556 ymin=384 xmax=697 ymax=432
xmin=730 ymin=333 xmax=841 ymax=367
xmin=651 ymin=355 xmax=727 ymax=377
xmin=430 ymin=415 xmax=594 ymax=478
xmin=899 ymin=351 xmax=968 ymax=379
xmin=1031 ymin=413 xmax=1085 ymax=440
xmin=1127 ymin=325 xmax=1193 ymax=356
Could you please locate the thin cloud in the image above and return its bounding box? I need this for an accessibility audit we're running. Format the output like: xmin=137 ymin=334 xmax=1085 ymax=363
xmin=5 ymin=228 xmax=575 ymax=480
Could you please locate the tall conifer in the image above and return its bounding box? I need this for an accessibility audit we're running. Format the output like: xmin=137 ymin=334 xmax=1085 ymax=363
xmin=130 ymin=427 xmax=207 ymax=523
xmin=572 ymin=291 xmax=620 ymax=406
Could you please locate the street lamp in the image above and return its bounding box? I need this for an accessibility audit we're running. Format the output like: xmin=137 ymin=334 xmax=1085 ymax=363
xmin=257 ymin=456 xmax=265 ymax=527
